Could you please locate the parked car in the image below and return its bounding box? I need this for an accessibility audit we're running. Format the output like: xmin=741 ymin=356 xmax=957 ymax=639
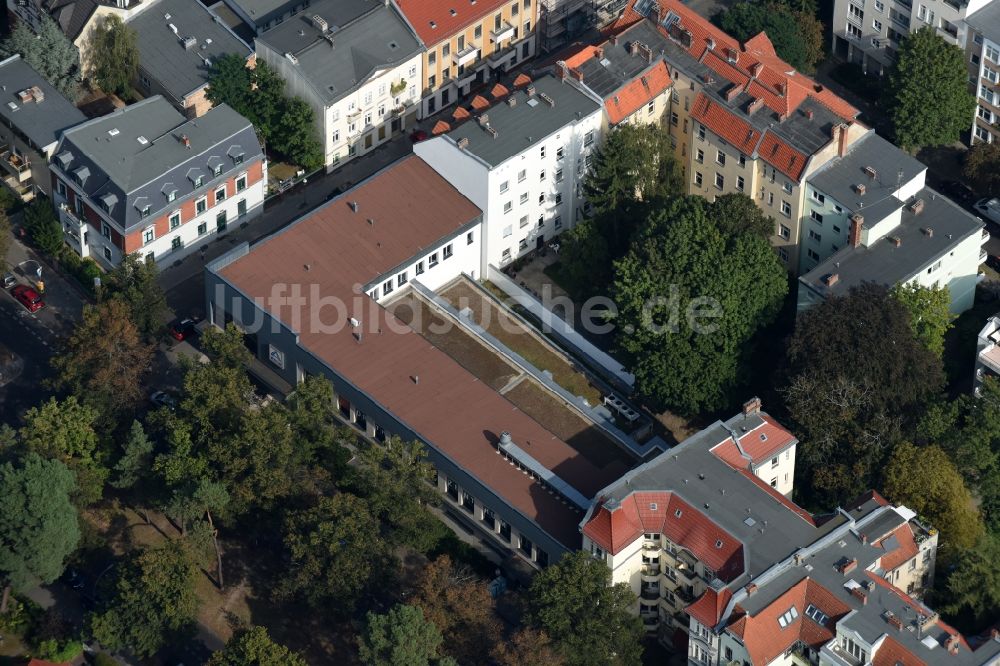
xmin=169 ymin=318 xmax=198 ymax=341
xmin=150 ymin=390 xmax=178 ymax=410
xmin=940 ymin=181 xmax=976 ymax=208
xmin=409 ymin=129 xmax=428 ymax=143
xmin=2 ymin=272 xmax=15 ymax=289
xmin=975 ymin=198 xmax=1000 ymax=225
xmin=10 ymin=284 xmax=44 ymax=312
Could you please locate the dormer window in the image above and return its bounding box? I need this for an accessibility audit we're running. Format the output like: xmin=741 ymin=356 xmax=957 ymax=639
xmin=188 ymin=169 xmax=204 ymax=188
xmin=195 ymin=175 xmax=204 ymax=187
xmin=74 ymin=166 xmax=89 ymax=186
xmin=233 ymin=152 xmax=244 ymax=165
xmin=56 ymin=151 xmax=73 ymax=169
xmin=213 ymin=164 xmax=223 ymax=176
xmin=227 ymin=146 xmax=245 ymax=165
xmin=140 ymin=205 xmax=151 ymax=218
xmin=99 ymin=193 xmax=118 ymax=213
xmin=166 ymin=190 xmax=177 ymax=202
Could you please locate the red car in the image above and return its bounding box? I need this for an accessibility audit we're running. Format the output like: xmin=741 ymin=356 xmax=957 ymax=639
xmin=11 ymin=284 xmax=44 ymax=312
xmin=169 ymin=318 xmax=198 ymax=341
xmin=409 ymin=129 xmax=428 ymax=143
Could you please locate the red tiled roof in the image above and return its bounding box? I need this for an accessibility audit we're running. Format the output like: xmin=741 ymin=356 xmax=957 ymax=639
xmin=219 ymin=156 xmax=629 ymax=550
xmin=513 ymin=73 xmax=532 ymax=87
xmin=878 ymin=524 xmax=919 ymax=572
xmin=730 ymin=579 xmax=851 ymax=665
xmin=758 ymin=132 xmax=808 ymax=181
xmin=452 ymin=106 xmax=471 ymax=121
xmin=582 ymin=491 xmax=745 ymax=579
xmin=710 ymin=414 xmax=797 ymax=468
xmin=563 ymin=45 xmax=600 ymax=69
xmin=873 ymin=636 xmax=928 ymax=666
xmin=490 ymin=83 xmax=510 ymax=99
xmin=471 ymin=94 xmax=490 ymax=110
xmin=690 ymin=93 xmax=761 ymax=154
xmin=395 ymin=0 xmax=512 ymax=45
xmin=686 ymin=587 xmax=733 ymax=628
xmin=605 ymin=61 xmax=672 ymax=125
xmin=866 ymin=573 xmax=973 ymax=653
xmin=432 ymin=120 xmax=451 ymax=135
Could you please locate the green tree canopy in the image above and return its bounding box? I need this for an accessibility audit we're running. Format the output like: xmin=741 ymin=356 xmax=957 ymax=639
xmin=112 ymin=421 xmax=154 ymax=490
xmin=89 ymin=540 xmax=200 ymax=657
xmin=0 ymin=453 xmax=80 ymax=613
xmin=0 ymin=16 xmax=79 ymax=99
xmin=279 ymin=493 xmax=394 ymax=613
xmin=715 ymin=3 xmax=824 ymax=73
xmin=890 ymin=282 xmax=953 ymax=356
xmin=941 ymin=534 xmax=1000 ymax=628
xmin=885 ymin=28 xmax=975 ymax=151
xmin=207 ymin=626 xmax=307 ymax=666
xmin=963 ymin=141 xmax=1000 ymax=198
xmin=0 ymin=210 xmax=11 ymax=271
xmin=23 ymin=199 xmax=64 ymax=256
xmin=89 ymin=14 xmax=138 ymax=98
xmin=883 ymin=442 xmax=983 ymax=552
xmin=782 ymin=283 xmax=944 ymax=505
xmin=526 ymin=551 xmax=644 ymax=666
xmin=359 ymin=604 xmax=451 ymax=666
xmin=612 ymin=195 xmax=787 ymax=414
xmin=104 ymin=253 xmax=169 ymax=340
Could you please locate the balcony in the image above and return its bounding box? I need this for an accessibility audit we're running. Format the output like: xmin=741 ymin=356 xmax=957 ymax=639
xmin=641 ymin=586 xmax=661 ymax=601
xmin=641 ymin=566 xmax=661 ymax=581
xmin=938 ymin=22 xmax=959 ymax=41
xmin=0 ymin=148 xmax=31 ymax=183
xmin=642 ymin=540 xmax=660 ymax=551
xmin=453 ymin=43 xmax=479 ymax=67
xmin=491 ymin=21 xmax=516 ymax=43
xmin=674 ymin=586 xmax=695 ymax=604
xmin=641 ymin=612 xmax=660 ymax=628
xmin=981 ymin=248 xmax=989 ymax=263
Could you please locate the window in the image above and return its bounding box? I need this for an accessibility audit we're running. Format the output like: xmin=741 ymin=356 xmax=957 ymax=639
xmin=197 ymin=222 xmax=207 ymax=236
xmin=216 ymin=211 xmax=227 ymax=231
xmin=196 ymin=197 xmax=207 ymax=214
xmin=781 ymin=200 xmax=792 ymax=217
xmin=556 ymin=146 xmax=564 ymax=159
xmin=873 ymin=18 xmax=883 ymax=30
xmin=696 ymin=148 xmax=704 ymax=163
xmin=779 ymin=224 xmax=791 ymax=240
xmin=517 ymin=169 xmax=526 ymax=183
xmin=415 ymin=261 xmax=424 ymax=275
xmin=812 ymin=191 xmax=825 ymax=204
xmin=555 ymin=168 xmax=564 ymax=182
xmin=519 ymin=238 xmax=528 ymax=250
xmin=739 ymin=153 xmax=747 ymax=168
xmin=584 ymin=130 xmax=594 ymax=146
xmin=466 ymin=231 xmax=474 ymax=245
xmin=428 ymin=51 xmax=437 ymax=66
xmin=697 ymin=123 xmax=706 ymax=140
xmin=737 ymin=176 xmax=745 ymax=191
xmin=501 ymin=248 xmax=511 ymax=261
xmin=171 ymin=236 xmax=182 ymax=251
xmin=811 ymin=210 xmax=824 ymax=224
xmin=364 ymin=112 xmax=372 ymax=126
xmin=715 ymin=173 xmax=724 ymax=189
xmin=215 ymin=186 xmax=226 ymax=203
xmin=57 ymin=181 xmax=67 ymax=197
xmin=166 ymin=189 xmax=176 ymax=203
xmin=539 ymin=169 xmax=546 ymax=181
xmin=694 ymin=171 xmax=703 ymax=187
xmin=443 ymin=244 xmax=453 ymax=259
xmin=849 ymin=3 xmax=864 ymax=20
xmin=504 ymin=201 xmax=513 ymax=214
xmin=140 ymin=205 xmax=151 ymax=219
xmin=988 ymin=45 xmax=1000 ymax=63
xmin=519 ymin=215 xmax=528 ymax=228
xmin=236 ymin=175 xmax=247 ymax=192
xmin=538 ymin=193 xmax=545 ymax=204
xmin=782 ymin=181 xmax=793 ymax=194
xmin=670 ymin=111 xmax=679 ymax=126
xmin=847 ymin=23 xmax=862 ymax=38
xmin=397 ymin=271 xmax=408 ymax=287
xmin=503 ymin=225 xmax=513 ymax=238
xmin=772 ymin=456 xmax=779 ymax=468
xmin=143 ymin=227 xmax=155 ymax=244
xmin=475 ymin=25 xmax=482 ymax=39
xmin=382 ymin=279 xmax=394 ymax=295
xmin=169 ymin=212 xmax=181 ymax=229
xmin=194 ymin=175 xmax=204 ymax=187
xmin=429 ymin=252 xmax=439 ymax=267
xmin=842 ymin=638 xmax=868 ymax=663
xmin=213 ymin=163 xmax=223 ymax=176
xmin=500 ymin=180 xmax=509 ymax=193
xmin=768 ymin=192 xmax=775 ymax=205
xmin=716 ymin=150 xmax=726 ymax=166
xmin=777 ymin=606 xmax=799 ymax=628
xmin=555 ymin=193 xmax=562 ymax=204
xmin=554 ymin=215 xmax=562 ymax=229
xmin=520 ymin=192 xmax=529 ymax=205
xmin=103 ymin=246 xmax=112 ymax=261
xmin=807 ymin=249 xmax=820 ymax=261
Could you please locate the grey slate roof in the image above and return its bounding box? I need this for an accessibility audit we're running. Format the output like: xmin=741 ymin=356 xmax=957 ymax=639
xmin=0 ymin=55 xmax=86 ymax=150
xmin=800 ymin=187 xmax=984 ymax=298
xmin=36 ymin=0 xmax=99 ymax=40
xmin=572 ymin=20 xmax=671 ymax=100
xmin=807 ymin=130 xmax=926 ymax=215
xmin=256 ymin=0 xmax=419 ymax=104
xmin=592 ymin=411 xmax=844 ymax=584
xmin=966 ymin=1 xmax=1000 ymax=43
xmin=129 ymin=0 xmax=253 ymax=102
xmin=225 ymin=0 xmax=303 ymax=28
xmin=55 ymin=96 xmax=262 ymax=231
xmin=444 ymin=74 xmax=603 ymax=168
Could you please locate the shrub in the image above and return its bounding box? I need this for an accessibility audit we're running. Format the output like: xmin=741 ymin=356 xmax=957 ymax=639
xmin=35 ymin=638 xmax=84 ymax=662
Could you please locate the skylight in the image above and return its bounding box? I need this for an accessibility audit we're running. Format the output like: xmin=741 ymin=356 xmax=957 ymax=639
xmin=805 ymin=604 xmax=829 ymax=625
xmin=777 ymin=606 xmax=799 ymax=628
xmin=674 ymin=509 xmax=683 ymax=518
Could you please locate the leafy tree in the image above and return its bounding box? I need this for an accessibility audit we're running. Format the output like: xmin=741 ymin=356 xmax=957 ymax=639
xmin=0 ymin=17 xmax=79 ymax=99
xmin=0 ymin=210 xmax=11 ymax=270
xmin=104 ymin=253 xmax=168 ymax=340
xmin=927 ymin=378 xmax=1000 ymax=485
xmin=286 ymin=375 xmax=351 ymax=473
xmin=23 ymin=199 xmax=63 ymax=256
xmin=963 ymin=141 xmax=1000 ymax=198
xmin=890 ymin=282 xmax=953 ymax=356
xmin=553 ymin=219 xmax=612 ymax=300
xmin=207 ymin=626 xmax=306 ymax=666
xmin=279 ymin=493 xmax=394 ymax=612
xmin=359 ymin=604 xmax=452 ymax=666
xmin=526 ymin=551 xmax=643 ymax=666
xmin=613 ymin=195 xmax=787 ymax=414
xmin=782 ymin=283 xmax=944 ymax=505
xmin=112 ymin=421 xmax=154 ymax=490
xmin=51 ymin=299 xmax=153 ymax=422
xmin=411 ymin=556 xmax=500 ymax=664
xmin=492 ymin=627 xmax=565 ymax=666
xmin=885 ymin=28 xmax=975 ymax=151
xmin=883 ymin=442 xmax=983 ymax=552
xmin=942 ymin=534 xmax=1000 ymax=627
xmin=89 ymin=15 xmax=138 ymax=98
xmin=202 ymin=322 xmax=253 ymax=369
xmin=21 ymin=396 xmax=108 ymax=506
xmin=582 ymin=123 xmax=682 ymax=257
xmin=206 ymin=54 xmax=254 ymax=118
xmin=0 ymin=454 xmax=79 ymax=613
xmin=89 ymin=540 xmax=200 ymax=657
xmin=272 ymin=97 xmax=323 ymax=172
xmin=715 ymin=3 xmax=823 ymax=73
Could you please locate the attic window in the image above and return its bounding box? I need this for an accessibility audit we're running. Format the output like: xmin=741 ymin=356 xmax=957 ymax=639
xmin=429 ymin=20 xmax=437 ymax=28
xmin=760 ymin=433 xmax=768 ymax=441
xmin=777 ymin=606 xmax=799 ymax=628
xmin=649 ymin=502 xmax=658 ymax=511
xmin=715 ymin=539 xmax=723 ymax=548
xmin=674 ymin=509 xmax=683 ymax=518
xmin=449 ymin=8 xmax=456 ymax=14
xmin=805 ymin=604 xmax=829 ymax=625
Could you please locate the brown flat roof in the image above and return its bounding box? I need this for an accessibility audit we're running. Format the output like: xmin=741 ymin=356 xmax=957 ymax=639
xmin=219 ymin=155 xmax=624 ymax=549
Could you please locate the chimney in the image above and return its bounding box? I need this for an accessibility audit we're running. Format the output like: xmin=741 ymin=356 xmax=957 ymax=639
xmin=725 ymin=85 xmax=741 ymax=102
xmin=849 ymin=214 xmax=864 ymax=248
xmin=745 ymin=583 xmax=758 ymax=595
xmin=775 ymin=81 xmax=786 ymax=96
xmin=850 ymin=587 xmax=867 ymax=604
xmin=864 ymin=165 xmax=878 ymax=179
xmin=887 ymin=613 xmax=904 ymax=631
xmin=747 ymin=97 xmax=764 ymax=115
xmin=609 ymin=33 xmax=619 ymax=45
xmin=742 ymin=397 xmax=761 ymax=416
xmin=946 ymin=635 xmax=960 ymax=654
xmin=910 ymin=199 xmax=925 ymax=215
xmin=824 ymin=273 xmax=839 ymax=287
xmin=457 ymin=137 xmax=470 ymax=149
xmin=889 ymin=236 xmax=901 ymax=247
xmin=854 ymin=183 xmax=866 ymax=195
xmin=556 ymin=61 xmax=568 ymax=80
xmin=629 ymin=40 xmax=640 ymax=55
xmin=478 ymin=113 xmax=490 ymax=126
xmin=595 ymin=46 xmax=604 ymax=60
xmin=181 ymin=134 xmax=190 ymax=148
xmin=526 ymin=85 xmax=537 ymax=96
xmin=751 ymin=62 xmax=763 ymax=77
xmin=837 ymin=558 xmax=858 ymax=575
xmin=571 ymin=69 xmax=584 ymax=82
xmin=838 ymin=123 xmax=849 ymax=156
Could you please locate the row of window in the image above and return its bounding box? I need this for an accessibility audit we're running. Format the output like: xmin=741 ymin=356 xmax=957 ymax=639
xmin=143 ymin=201 xmax=247 ymax=246
xmin=140 ymin=175 xmax=249 ymax=242
xmin=369 ymin=236 xmax=466 ymax=299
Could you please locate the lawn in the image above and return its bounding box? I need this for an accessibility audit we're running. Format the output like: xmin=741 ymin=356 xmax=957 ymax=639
xmin=439 ymin=280 xmax=603 ymax=405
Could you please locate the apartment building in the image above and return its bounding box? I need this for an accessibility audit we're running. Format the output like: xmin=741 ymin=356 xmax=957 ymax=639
xmin=395 ymin=0 xmax=538 ymax=117
xmin=205 ymin=155 xmax=635 ymax=572
xmin=414 ymin=74 xmax=603 ymax=270
xmin=50 ymin=97 xmax=266 ymax=268
xmin=965 ymin=2 xmax=1000 ymax=144
xmin=128 ymin=0 xmax=255 ymax=118
xmin=831 ymin=0 xmax=991 ymax=76
xmin=220 ymin=0 xmax=308 ymax=34
xmin=611 ymin=0 xmax=864 ymax=272
xmin=798 ymin=131 xmax=986 ymax=313
xmin=578 ymin=401 xmax=1000 ymax=666
xmin=559 ymin=19 xmax=674 ymax=130
xmin=255 ymin=0 xmax=422 ymax=169
xmin=0 ymin=55 xmax=86 ymax=201
xmin=974 ymin=314 xmax=1000 ymax=393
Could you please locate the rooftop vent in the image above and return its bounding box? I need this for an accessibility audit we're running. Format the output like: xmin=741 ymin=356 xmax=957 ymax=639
xmin=486 ymin=126 xmax=498 ymax=139
xmin=449 ymin=8 xmax=456 ymax=14
xmin=506 ymin=96 xmax=517 ymax=107
xmin=6 ymin=102 xmax=16 ymax=111
xmin=180 ymin=134 xmax=190 ymax=148
xmin=889 ymin=235 xmax=902 ymax=247
xmin=706 ymin=37 xmax=715 ymax=50
xmin=457 ymin=137 xmax=470 ymax=149
xmin=284 ymin=52 xmax=299 ymax=65
xmin=108 ymin=128 xmax=120 ymax=137
xmin=164 ymin=12 xmax=171 ymax=18
xmin=539 ymin=92 xmax=555 ymax=107
xmin=183 ymin=36 xmax=197 ymax=50
xmin=169 ymin=23 xmax=178 ymax=34
xmin=349 ymin=201 xmax=359 ymax=212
